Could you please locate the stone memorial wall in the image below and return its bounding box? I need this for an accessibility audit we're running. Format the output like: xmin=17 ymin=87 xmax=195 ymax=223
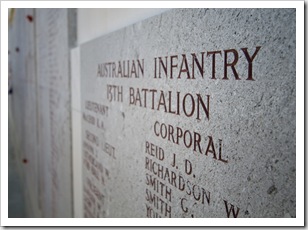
xmin=8 ymin=8 xmax=39 ymax=216
xmin=9 ymin=8 xmax=76 ymax=218
xmin=35 ymin=8 xmax=76 ymax=218
xmin=7 ymin=7 xmax=297 ymax=220
xmin=80 ymin=8 xmax=296 ymax=218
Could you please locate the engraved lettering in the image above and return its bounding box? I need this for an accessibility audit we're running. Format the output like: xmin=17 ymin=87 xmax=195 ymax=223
xmin=178 ymin=54 xmax=190 ymax=79
xmin=224 ymin=200 xmax=240 ymax=218
xmin=97 ymin=59 xmax=144 ymax=78
xmin=129 ymin=87 xmax=210 ymax=121
xmin=192 ymin=52 xmax=205 ymax=79
xmin=241 ymin=46 xmax=261 ymax=80
xmin=207 ymin=51 xmax=222 ymax=79
xmin=223 ymin=49 xmax=240 ymax=80
xmin=107 ymin=84 xmax=123 ymax=102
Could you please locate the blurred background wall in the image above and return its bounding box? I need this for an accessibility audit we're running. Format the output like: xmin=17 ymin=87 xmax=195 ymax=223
xmin=8 ymin=8 xmax=170 ymax=218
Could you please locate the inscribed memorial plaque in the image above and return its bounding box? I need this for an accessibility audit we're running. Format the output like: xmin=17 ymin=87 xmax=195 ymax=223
xmin=36 ymin=9 xmax=75 ymax=218
xmin=80 ymin=9 xmax=296 ymax=218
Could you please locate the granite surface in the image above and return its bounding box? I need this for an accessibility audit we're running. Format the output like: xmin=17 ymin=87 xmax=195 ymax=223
xmin=82 ymin=8 xmax=295 ymax=218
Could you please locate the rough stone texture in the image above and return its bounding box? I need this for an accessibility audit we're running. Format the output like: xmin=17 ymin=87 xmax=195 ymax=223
xmin=80 ymin=9 xmax=296 ymax=218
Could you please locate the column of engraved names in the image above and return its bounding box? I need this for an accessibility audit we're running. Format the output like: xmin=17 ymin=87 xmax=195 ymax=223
xmin=144 ymin=139 xmax=212 ymax=218
xmin=82 ymin=100 xmax=110 ymax=217
xmin=145 ymin=141 xmax=172 ymax=217
xmin=46 ymin=9 xmax=62 ymax=217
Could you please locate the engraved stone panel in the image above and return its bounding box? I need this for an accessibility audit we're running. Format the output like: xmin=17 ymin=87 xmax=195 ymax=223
xmin=36 ymin=8 xmax=75 ymax=218
xmin=80 ymin=9 xmax=295 ymax=218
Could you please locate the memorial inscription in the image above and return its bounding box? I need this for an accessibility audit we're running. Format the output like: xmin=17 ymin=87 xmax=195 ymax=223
xmin=35 ymin=8 xmax=75 ymax=217
xmin=81 ymin=9 xmax=295 ymax=218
